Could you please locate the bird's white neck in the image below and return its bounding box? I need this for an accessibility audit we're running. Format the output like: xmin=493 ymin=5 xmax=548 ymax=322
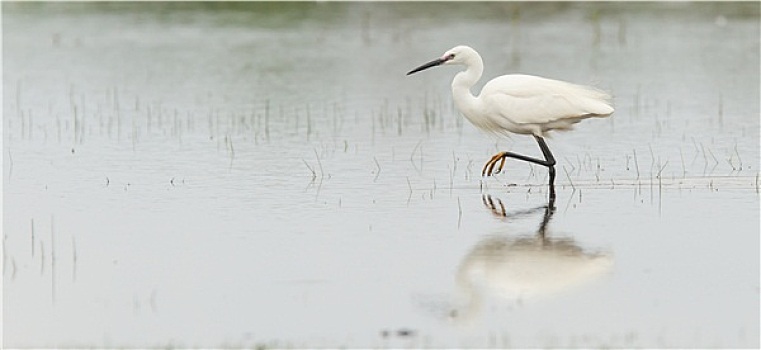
xmin=451 ymin=55 xmax=484 ymax=121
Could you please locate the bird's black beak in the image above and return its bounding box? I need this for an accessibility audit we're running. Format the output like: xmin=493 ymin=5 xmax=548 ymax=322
xmin=406 ymin=57 xmax=446 ymax=75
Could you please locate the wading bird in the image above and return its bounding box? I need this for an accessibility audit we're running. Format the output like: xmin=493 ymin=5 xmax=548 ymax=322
xmin=407 ymin=46 xmax=614 ymax=199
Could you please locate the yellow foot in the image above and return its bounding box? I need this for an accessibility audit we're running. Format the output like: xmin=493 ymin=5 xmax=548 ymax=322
xmin=481 ymin=152 xmax=508 ymax=177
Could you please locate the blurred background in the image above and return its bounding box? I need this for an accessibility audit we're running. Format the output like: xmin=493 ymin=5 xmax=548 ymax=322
xmin=3 ymin=2 xmax=759 ymax=348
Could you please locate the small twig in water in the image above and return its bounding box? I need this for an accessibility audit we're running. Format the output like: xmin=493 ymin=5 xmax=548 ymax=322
xmin=706 ymin=146 xmax=719 ymax=174
xmin=314 ymin=149 xmax=324 ymax=178
xmin=564 ymin=156 xmax=576 ymax=174
xmin=410 ymin=140 xmax=422 ymax=162
xmin=595 ymin=158 xmax=601 ymax=182
xmin=373 ymin=156 xmax=381 ymax=182
xmin=734 ymin=143 xmax=743 ymax=170
xmin=563 ymin=166 xmax=575 ymax=191
xmin=302 ymin=159 xmax=316 ymax=179
xmin=656 ymin=161 xmax=669 ymax=179
xmin=633 ymin=149 xmax=640 ymax=179
xmin=451 ymin=151 xmax=458 ymax=174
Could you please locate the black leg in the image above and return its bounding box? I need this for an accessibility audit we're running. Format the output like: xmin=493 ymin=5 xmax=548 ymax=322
xmin=538 ymin=194 xmax=556 ymax=239
xmin=533 ymin=136 xmax=557 ymax=201
xmin=481 ymin=135 xmax=557 ymax=200
xmin=481 ymin=194 xmax=556 ymax=240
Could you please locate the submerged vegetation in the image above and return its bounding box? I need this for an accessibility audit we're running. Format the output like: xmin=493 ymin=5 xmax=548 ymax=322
xmin=3 ymin=2 xmax=759 ymax=348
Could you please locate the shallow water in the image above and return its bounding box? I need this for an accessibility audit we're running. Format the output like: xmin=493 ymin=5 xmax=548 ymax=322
xmin=3 ymin=2 xmax=759 ymax=348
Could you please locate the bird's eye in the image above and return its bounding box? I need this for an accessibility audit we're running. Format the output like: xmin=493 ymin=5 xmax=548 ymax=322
xmin=447 ymin=53 xmax=456 ymax=60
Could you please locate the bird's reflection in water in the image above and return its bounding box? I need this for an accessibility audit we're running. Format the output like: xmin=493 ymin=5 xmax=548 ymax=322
xmin=450 ymin=194 xmax=613 ymax=322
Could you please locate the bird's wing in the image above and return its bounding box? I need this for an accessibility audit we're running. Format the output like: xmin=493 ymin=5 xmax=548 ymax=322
xmin=481 ymin=75 xmax=613 ymax=125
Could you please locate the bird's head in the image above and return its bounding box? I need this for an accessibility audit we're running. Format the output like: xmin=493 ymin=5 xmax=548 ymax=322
xmin=406 ymin=45 xmax=478 ymax=75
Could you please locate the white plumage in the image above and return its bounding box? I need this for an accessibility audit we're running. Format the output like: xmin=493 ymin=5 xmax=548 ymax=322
xmin=437 ymin=45 xmax=614 ymax=137
xmin=407 ymin=45 xmax=614 ymax=196
xmin=480 ymin=74 xmax=613 ymax=134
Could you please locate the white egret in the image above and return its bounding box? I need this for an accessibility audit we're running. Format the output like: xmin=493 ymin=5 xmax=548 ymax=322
xmin=407 ymin=45 xmax=614 ymax=198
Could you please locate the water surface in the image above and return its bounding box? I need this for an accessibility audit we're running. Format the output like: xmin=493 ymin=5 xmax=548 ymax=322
xmin=3 ymin=2 xmax=759 ymax=348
